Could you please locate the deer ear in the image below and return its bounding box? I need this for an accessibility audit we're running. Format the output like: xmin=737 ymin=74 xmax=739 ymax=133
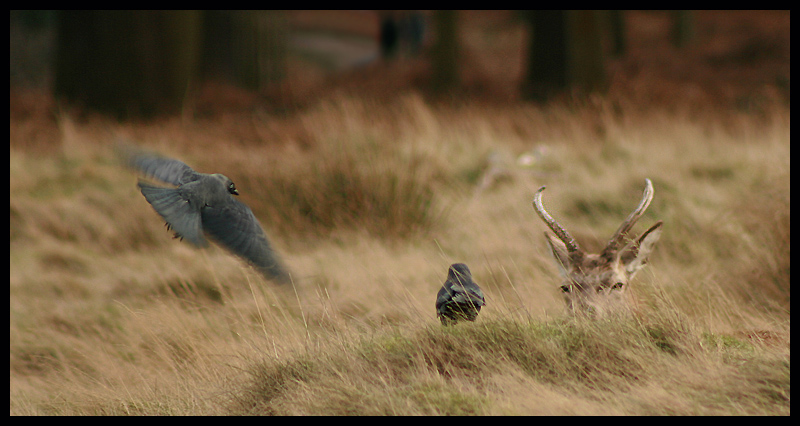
xmin=620 ymin=221 xmax=663 ymax=277
xmin=544 ymin=232 xmax=572 ymax=277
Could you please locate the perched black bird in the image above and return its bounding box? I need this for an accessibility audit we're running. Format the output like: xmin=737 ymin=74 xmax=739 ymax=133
xmin=435 ymin=263 xmax=485 ymax=325
xmin=118 ymin=142 xmax=291 ymax=284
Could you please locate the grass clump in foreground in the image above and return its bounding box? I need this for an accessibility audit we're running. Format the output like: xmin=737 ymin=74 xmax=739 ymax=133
xmin=230 ymin=308 xmax=789 ymax=415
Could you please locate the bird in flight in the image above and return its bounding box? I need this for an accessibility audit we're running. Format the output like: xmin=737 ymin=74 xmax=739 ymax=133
xmin=119 ymin=142 xmax=291 ymax=284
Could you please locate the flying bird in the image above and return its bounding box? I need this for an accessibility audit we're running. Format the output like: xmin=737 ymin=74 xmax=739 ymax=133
xmin=119 ymin=143 xmax=291 ymax=284
xmin=435 ymin=263 xmax=485 ymax=325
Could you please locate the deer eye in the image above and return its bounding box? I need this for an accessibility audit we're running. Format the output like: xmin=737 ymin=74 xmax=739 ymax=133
xmin=560 ymin=285 xmax=571 ymax=293
xmin=612 ymin=282 xmax=624 ymax=290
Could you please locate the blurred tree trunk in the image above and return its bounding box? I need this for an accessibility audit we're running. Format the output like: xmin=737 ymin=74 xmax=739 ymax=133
xmin=430 ymin=10 xmax=459 ymax=94
xmin=521 ymin=10 xmax=567 ymax=101
xmin=567 ymin=10 xmax=607 ymax=94
xmin=522 ymin=10 xmax=608 ymax=101
xmin=608 ymin=10 xmax=626 ymax=57
xmin=233 ymin=11 xmax=288 ymax=90
xmin=201 ymin=11 xmax=287 ymax=91
xmin=671 ymin=10 xmax=695 ymax=48
xmin=54 ymin=10 xmax=202 ymax=118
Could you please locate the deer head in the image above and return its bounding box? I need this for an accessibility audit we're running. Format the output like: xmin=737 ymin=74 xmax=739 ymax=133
xmin=533 ymin=179 xmax=663 ymax=316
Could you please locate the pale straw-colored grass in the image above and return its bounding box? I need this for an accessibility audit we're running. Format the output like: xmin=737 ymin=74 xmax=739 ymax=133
xmin=10 ymin=94 xmax=789 ymax=415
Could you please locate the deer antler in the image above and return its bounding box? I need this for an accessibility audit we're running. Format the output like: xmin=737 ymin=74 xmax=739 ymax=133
xmin=602 ymin=179 xmax=654 ymax=255
xmin=533 ymin=186 xmax=580 ymax=253
xmin=533 ymin=179 xmax=663 ymax=317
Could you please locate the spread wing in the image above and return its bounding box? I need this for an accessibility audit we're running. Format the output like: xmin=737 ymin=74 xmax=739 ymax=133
xmin=201 ymin=197 xmax=291 ymax=284
xmin=138 ymin=182 xmax=207 ymax=247
xmin=118 ymin=142 xmax=197 ymax=186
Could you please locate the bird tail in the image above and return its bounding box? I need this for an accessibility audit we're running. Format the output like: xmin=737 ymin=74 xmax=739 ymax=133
xmin=138 ymin=182 xmax=208 ymax=248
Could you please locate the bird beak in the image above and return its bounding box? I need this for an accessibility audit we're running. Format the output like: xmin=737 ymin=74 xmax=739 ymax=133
xmin=232 ymin=189 xmax=239 ymax=195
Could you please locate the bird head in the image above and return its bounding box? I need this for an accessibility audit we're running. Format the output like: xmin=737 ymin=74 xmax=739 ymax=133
xmin=212 ymin=174 xmax=239 ymax=196
xmin=448 ymin=263 xmax=472 ymax=282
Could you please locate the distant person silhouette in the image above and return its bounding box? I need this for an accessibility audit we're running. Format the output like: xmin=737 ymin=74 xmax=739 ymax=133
xmin=379 ymin=14 xmax=398 ymax=59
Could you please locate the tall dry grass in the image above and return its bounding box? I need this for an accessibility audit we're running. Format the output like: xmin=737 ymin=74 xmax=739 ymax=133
xmin=10 ymin=93 xmax=789 ymax=415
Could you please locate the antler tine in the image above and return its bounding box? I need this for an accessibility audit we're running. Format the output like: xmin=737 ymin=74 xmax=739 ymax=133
xmin=533 ymin=186 xmax=580 ymax=253
xmin=604 ymin=178 xmax=654 ymax=254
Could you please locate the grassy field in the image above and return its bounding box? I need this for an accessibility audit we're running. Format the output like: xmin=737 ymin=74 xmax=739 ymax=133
xmin=10 ymin=91 xmax=789 ymax=414
xmin=10 ymin=10 xmax=790 ymax=415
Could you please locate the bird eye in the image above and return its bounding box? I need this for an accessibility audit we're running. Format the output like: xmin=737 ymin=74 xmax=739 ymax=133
xmin=560 ymin=285 xmax=571 ymax=293
xmin=612 ymin=282 xmax=624 ymax=290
